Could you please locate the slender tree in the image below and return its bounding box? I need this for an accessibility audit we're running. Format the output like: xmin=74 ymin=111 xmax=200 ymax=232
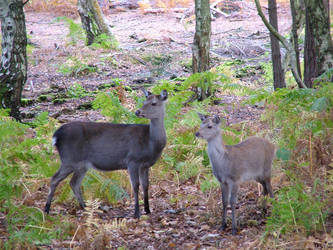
xmin=268 ymin=0 xmax=286 ymax=89
xmin=255 ymin=0 xmax=305 ymax=88
xmin=78 ymin=0 xmax=113 ymax=45
xmin=289 ymin=0 xmax=305 ymax=81
xmin=0 ymin=0 xmax=28 ymax=121
xmin=192 ymin=0 xmax=211 ymax=100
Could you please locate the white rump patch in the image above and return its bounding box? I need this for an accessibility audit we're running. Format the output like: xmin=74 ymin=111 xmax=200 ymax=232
xmin=52 ymin=136 xmax=57 ymax=146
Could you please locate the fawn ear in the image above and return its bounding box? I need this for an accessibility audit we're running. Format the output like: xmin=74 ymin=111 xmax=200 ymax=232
xmin=198 ymin=113 xmax=208 ymax=121
xmin=159 ymin=90 xmax=168 ymax=101
xmin=142 ymin=88 xmax=152 ymax=98
xmin=212 ymin=115 xmax=221 ymax=124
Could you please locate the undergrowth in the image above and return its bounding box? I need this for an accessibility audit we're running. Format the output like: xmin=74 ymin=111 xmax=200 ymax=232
xmin=90 ymin=33 xmax=119 ymax=50
xmin=54 ymin=16 xmax=85 ymax=46
xmin=67 ymin=82 xmax=92 ymax=98
xmin=0 ymin=111 xmax=68 ymax=248
xmin=54 ymin=17 xmax=118 ymax=50
xmin=249 ymin=73 xmax=333 ymax=243
xmin=1 ymin=65 xmax=332 ymax=248
xmin=58 ymin=56 xmax=97 ymax=76
xmin=25 ymin=0 xmax=78 ymax=17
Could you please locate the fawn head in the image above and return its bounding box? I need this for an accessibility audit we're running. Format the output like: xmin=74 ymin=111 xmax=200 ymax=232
xmin=195 ymin=113 xmax=221 ymax=141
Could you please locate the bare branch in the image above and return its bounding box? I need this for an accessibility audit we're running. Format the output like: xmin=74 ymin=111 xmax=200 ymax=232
xmin=23 ymin=0 xmax=30 ymax=6
xmin=254 ymin=0 xmax=288 ymax=48
xmin=210 ymin=7 xmax=230 ymax=17
xmin=253 ymin=0 xmax=307 ymax=88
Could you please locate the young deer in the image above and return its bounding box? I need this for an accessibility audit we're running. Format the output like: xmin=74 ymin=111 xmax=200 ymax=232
xmin=195 ymin=113 xmax=275 ymax=235
xmin=45 ymin=89 xmax=168 ymax=218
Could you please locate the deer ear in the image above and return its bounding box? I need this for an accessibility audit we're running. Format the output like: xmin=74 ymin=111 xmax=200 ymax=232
xmin=159 ymin=90 xmax=168 ymax=101
xmin=142 ymin=88 xmax=152 ymax=98
xmin=212 ymin=115 xmax=221 ymax=124
xmin=198 ymin=113 xmax=208 ymax=121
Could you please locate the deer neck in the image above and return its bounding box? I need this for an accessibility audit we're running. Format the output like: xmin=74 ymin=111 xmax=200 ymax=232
xmin=149 ymin=116 xmax=166 ymax=149
xmin=207 ymin=132 xmax=226 ymax=159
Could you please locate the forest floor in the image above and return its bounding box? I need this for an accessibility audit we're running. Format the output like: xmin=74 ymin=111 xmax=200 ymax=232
xmin=23 ymin=0 xmax=292 ymax=124
xmin=14 ymin=1 xmax=301 ymax=249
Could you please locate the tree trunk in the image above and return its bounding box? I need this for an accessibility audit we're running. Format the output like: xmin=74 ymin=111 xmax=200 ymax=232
xmin=303 ymin=7 xmax=316 ymax=88
xmin=254 ymin=0 xmax=306 ymax=88
xmin=192 ymin=0 xmax=211 ymax=100
xmin=77 ymin=0 xmax=113 ymax=45
xmin=268 ymin=0 xmax=286 ymax=90
xmin=289 ymin=0 xmax=305 ymax=82
xmin=304 ymin=0 xmax=333 ymax=87
xmin=0 ymin=1 xmax=27 ymax=121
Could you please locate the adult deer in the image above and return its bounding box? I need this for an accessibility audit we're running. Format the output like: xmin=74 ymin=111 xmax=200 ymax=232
xmin=45 ymin=89 xmax=168 ymax=218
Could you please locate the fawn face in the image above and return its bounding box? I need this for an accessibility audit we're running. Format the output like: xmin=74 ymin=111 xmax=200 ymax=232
xmin=195 ymin=113 xmax=221 ymax=141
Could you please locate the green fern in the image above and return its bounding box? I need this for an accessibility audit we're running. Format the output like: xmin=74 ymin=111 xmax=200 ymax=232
xmin=84 ymin=171 xmax=129 ymax=203
xmin=0 ymin=111 xmax=70 ymax=248
xmin=92 ymin=90 xmax=141 ymax=124
xmin=54 ymin=16 xmax=85 ymax=45
xmin=266 ymin=182 xmax=326 ymax=235
xmin=183 ymin=71 xmax=219 ymax=97
xmin=67 ymin=82 xmax=91 ymax=98
xmin=58 ymin=57 xmax=97 ymax=76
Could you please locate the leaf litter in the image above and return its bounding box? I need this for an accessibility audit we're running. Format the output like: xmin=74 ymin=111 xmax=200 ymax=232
xmin=9 ymin=1 xmax=315 ymax=249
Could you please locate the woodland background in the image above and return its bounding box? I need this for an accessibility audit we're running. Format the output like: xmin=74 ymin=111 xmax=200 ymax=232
xmin=0 ymin=0 xmax=332 ymax=249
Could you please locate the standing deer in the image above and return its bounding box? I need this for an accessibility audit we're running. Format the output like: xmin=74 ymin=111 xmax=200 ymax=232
xmin=45 ymin=89 xmax=168 ymax=218
xmin=195 ymin=113 xmax=275 ymax=235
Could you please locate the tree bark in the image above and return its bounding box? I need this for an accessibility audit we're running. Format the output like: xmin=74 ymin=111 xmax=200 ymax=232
xmin=192 ymin=0 xmax=211 ymax=100
xmin=304 ymin=0 xmax=333 ymax=87
xmin=289 ymin=0 xmax=305 ymax=81
xmin=303 ymin=6 xmax=316 ymax=88
xmin=0 ymin=0 xmax=27 ymax=121
xmin=268 ymin=0 xmax=286 ymax=90
xmin=254 ymin=0 xmax=306 ymax=88
xmin=77 ymin=0 xmax=113 ymax=45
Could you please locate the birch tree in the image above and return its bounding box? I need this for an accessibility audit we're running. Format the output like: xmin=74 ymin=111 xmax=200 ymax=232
xmin=0 ymin=0 xmax=28 ymax=121
xmin=78 ymin=0 xmax=114 ymax=45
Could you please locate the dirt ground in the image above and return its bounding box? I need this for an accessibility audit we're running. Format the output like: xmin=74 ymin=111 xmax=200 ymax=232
xmin=19 ymin=1 xmax=296 ymax=248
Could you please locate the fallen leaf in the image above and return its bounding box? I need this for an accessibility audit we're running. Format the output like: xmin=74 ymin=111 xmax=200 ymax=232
xmin=201 ymin=233 xmax=220 ymax=240
xmin=168 ymin=242 xmax=176 ymax=248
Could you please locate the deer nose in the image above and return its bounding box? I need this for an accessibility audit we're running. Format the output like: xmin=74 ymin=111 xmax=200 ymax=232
xmin=135 ymin=110 xmax=140 ymax=116
xmin=195 ymin=132 xmax=200 ymax=137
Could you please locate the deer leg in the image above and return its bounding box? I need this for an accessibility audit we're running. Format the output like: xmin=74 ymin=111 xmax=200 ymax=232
xmin=128 ymin=165 xmax=140 ymax=218
xmin=139 ymin=167 xmax=150 ymax=214
xmin=45 ymin=164 xmax=73 ymax=213
xmin=220 ymin=182 xmax=229 ymax=231
xmin=259 ymin=180 xmax=268 ymax=196
xmin=265 ymin=178 xmax=274 ymax=198
xmin=230 ymin=183 xmax=239 ymax=235
xmin=70 ymin=166 xmax=88 ymax=209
